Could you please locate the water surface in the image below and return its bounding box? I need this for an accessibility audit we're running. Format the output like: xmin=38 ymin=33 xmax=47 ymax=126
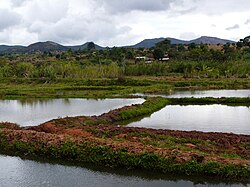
xmin=128 ymin=105 xmax=250 ymax=135
xmin=133 ymin=89 xmax=250 ymax=98
xmin=0 ymin=155 xmax=248 ymax=187
xmin=0 ymin=98 xmax=144 ymax=126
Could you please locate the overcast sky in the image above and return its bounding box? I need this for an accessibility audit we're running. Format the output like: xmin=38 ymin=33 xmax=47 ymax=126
xmin=0 ymin=0 xmax=249 ymax=46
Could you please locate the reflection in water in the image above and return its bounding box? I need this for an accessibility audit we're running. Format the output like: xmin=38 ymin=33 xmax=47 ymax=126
xmin=133 ymin=89 xmax=250 ymax=98
xmin=128 ymin=105 xmax=250 ymax=135
xmin=0 ymin=98 xmax=144 ymax=126
xmin=0 ymin=155 xmax=248 ymax=187
xmin=18 ymin=99 xmax=56 ymax=106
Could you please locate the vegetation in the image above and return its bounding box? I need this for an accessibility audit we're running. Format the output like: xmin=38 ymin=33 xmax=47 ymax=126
xmin=119 ymin=98 xmax=169 ymax=120
xmin=0 ymin=124 xmax=250 ymax=182
xmin=0 ymin=36 xmax=249 ymax=100
xmin=0 ymin=77 xmax=250 ymax=99
xmin=0 ymin=36 xmax=250 ymax=80
xmin=168 ymin=97 xmax=250 ymax=106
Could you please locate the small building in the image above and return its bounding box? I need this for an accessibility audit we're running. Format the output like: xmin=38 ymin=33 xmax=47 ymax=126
xmin=135 ymin=56 xmax=148 ymax=61
xmin=161 ymin=54 xmax=170 ymax=61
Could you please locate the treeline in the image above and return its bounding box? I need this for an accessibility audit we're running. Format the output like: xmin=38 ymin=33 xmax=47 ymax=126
xmin=153 ymin=38 xmax=250 ymax=62
xmin=0 ymin=36 xmax=250 ymax=79
xmin=125 ymin=60 xmax=250 ymax=78
xmin=0 ymin=59 xmax=249 ymax=79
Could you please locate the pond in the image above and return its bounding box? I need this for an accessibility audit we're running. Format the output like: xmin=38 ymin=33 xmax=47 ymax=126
xmin=127 ymin=105 xmax=250 ymax=135
xmin=0 ymin=155 xmax=248 ymax=187
xmin=133 ymin=89 xmax=250 ymax=98
xmin=0 ymin=98 xmax=144 ymax=126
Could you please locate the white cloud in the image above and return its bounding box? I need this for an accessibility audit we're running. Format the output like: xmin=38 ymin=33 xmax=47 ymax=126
xmin=0 ymin=0 xmax=249 ymax=46
xmin=17 ymin=0 xmax=69 ymax=23
xmin=0 ymin=9 xmax=21 ymax=31
xmin=11 ymin=0 xmax=30 ymax=7
xmin=180 ymin=32 xmax=198 ymax=40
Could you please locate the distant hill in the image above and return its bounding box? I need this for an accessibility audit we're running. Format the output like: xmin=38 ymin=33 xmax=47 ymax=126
xmin=0 ymin=41 xmax=104 ymax=54
xmin=0 ymin=41 xmax=68 ymax=53
xmin=0 ymin=36 xmax=236 ymax=53
xmin=67 ymin=42 xmax=104 ymax=51
xmin=128 ymin=38 xmax=166 ymax=48
xmin=129 ymin=36 xmax=235 ymax=48
xmin=26 ymin=41 xmax=68 ymax=52
xmin=190 ymin=36 xmax=235 ymax=45
xmin=0 ymin=45 xmax=25 ymax=52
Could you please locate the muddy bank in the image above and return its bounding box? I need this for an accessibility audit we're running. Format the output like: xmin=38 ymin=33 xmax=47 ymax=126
xmin=0 ymin=97 xmax=250 ymax=182
xmin=0 ymin=125 xmax=250 ymax=182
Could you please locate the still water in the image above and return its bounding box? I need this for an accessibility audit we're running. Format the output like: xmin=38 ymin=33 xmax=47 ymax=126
xmin=0 ymin=155 xmax=248 ymax=187
xmin=133 ymin=89 xmax=250 ymax=98
xmin=0 ymin=98 xmax=144 ymax=126
xmin=128 ymin=105 xmax=250 ymax=135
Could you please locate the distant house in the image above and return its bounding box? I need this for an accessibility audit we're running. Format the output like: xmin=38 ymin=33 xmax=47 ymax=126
xmin=135 ymin=56 xmax=154 ymax=63
xmin=135 ymin=56 xmax=148 ymax=61
xmin=135 ymin=56 xmax=149 ymax=63
xmin=161 ymin=54 xmax=170 ymax=61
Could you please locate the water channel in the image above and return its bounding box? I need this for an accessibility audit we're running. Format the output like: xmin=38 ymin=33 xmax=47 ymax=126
xmin=0 ymin=155 xmax=248 ymax=187
xmin=133 ymin=89 xmax=250 ymax=98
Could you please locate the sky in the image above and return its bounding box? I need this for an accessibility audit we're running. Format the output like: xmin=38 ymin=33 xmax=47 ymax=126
xmin=0 ymin=0 xmax=249 ymax=46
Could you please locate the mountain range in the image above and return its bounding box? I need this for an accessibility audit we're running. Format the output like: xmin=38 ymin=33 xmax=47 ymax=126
xmin=0 ymin=36 xmax=235 ymax=53
xmin=128 ymin=36 xmax=235 ymax=48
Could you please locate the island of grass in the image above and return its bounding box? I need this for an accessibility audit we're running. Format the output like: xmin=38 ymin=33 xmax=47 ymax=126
xmin=0 ymin=97 xmax=250 ymax=182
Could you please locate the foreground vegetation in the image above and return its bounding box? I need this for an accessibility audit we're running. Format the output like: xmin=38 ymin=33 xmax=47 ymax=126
xmin=0 ymin=128 xmax=249 ymax=182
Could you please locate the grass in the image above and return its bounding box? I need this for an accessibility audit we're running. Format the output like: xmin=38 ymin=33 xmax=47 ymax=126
xmin=0 ymin=76 xmax=250 ymax=99
xmin=119 ymin=98 xmax=169 ymax=121
xmin=169 ymin=97 xmax=250 ymax=105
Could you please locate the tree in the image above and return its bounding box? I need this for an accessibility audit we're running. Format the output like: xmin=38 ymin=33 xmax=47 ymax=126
xmin=243 ymin=36 xmax=250 ymax=47
xmin=153 ymin=48 xmax=164 ymax=60
xmin=236 ymin=41 xmax=244 ymax=49
xmin=238 ymin=36 xmax=250 ymax=47
xmin=188 ymin=43 xmax=197 ymax=50
xmin=155 ymin=39 xmax=171 ymax=52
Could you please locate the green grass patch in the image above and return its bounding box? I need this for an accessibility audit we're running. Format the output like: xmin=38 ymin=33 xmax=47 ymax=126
xmin=119 ymin=98 xmax=169 ymax=120
xmin=169 ymin=97 xmax=250 ymax=105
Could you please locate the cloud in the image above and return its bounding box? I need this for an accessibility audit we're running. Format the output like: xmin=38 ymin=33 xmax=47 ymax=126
xmin=226 ymin=24 xmax=240 ymax=30
xmin=19 ymin=0 xmax=69 ymax=23
xmin=190 ymin=0 xmax=250 ymax=15
xmin=0 ymin=0 xmax=250 ymax=45
xmin=11 ymin=0 xmax=30 ymax=7
xmin=0 ymin=9 xmax=21 ymax=31
xmin=179 ymin=32 xmax=198 ymax=40
xmin=99 ymin=0 xmax=174 ymax=14
xmin=245 ymin=18 xmax=250 ymax=25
